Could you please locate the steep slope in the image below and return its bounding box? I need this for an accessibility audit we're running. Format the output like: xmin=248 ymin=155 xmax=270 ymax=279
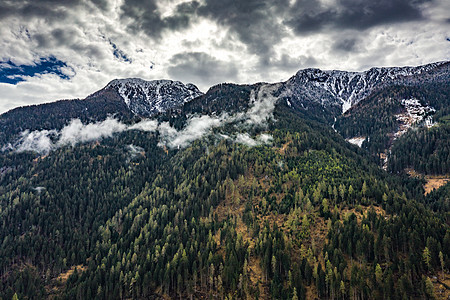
xmin=0 ymin=61 xmax=450 ymax=299
xmin=0 ymin=90 xmax=132 ymax=146
xmin=334 ymin=80 xmax=450 ymax=167
xmin=281 ymin=61 xmax=448 ymax=122
xmin=388 ymin=122 xmax=450 ymax=175
xmin=102 ymin=78 xmax=203 ymax=116
xmin=0 ymin=79 xmax=203 ymax=146
xmin=0 ymin=80 xmax=449 ymax=299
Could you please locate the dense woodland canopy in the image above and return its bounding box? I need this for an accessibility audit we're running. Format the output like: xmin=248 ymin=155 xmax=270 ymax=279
xmin=335 ymin=82 xmax=450 ymax=159
xmin=388 ymin=124 xmax=450 ymax=175
xmin=0 ymin=85 xmax=449 ymax=300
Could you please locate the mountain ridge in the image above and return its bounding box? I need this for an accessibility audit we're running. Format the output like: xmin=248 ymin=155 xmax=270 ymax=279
xmin=284 ymin=60 xmax=449 ymax=114
xmin=0 ymin=61 xmax=448 ymax=150
xmin=2 ymin=60 xmax=448 ymax=120
xmin=99 ymin=78 xmax=203 ymax=117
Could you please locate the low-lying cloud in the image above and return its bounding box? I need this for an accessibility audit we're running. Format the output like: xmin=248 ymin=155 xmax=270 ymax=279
xmin=127 ymin=144 xmax=146 ymax=160
xmin=11 ymin=117 xmax=158 ymax=153
xmin=246 ymin=84 xmax=281 ymax=126
xmin=235 ymin=133 xmax=273 ymax=147
xmin=16 ymin=129 xmax=56 ymax=153
xmin=57 ymin=118 xmax=127 ymax=146
xmin=158 ymin=115 xmax=226 ymax=149
xmin=9 ymin=83 xmax=280 ymax=153
xmin=155 ymin=83 xmax=279 ymax=149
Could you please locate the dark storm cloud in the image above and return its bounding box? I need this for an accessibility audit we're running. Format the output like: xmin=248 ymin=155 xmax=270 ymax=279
xmin=332 ymin=37 xmax=360 ymax=52
xmin=167 ymin=52 xmax=238 ymax=88
xmin=117 ymin=0 xmax=433 ymax=66
xmin=120 ymin=0 xmax=197 ymax=39
xmin=286 ymin=0 xmax=432 ymax=34
xmin=0 ymin=0 xmax=110 ymax=21
xmin=90 ymin=0 xmax=109 ymax=11
xmin=265 ymin=54 xmax=318 ymax=73
xmin=35 ymin=28 xmax=81 ymax=49
xmin=0 ymin=0 xmax=435 ymax=63
xmin=34 ymin=33 xmax=51 ymax=48
xmin=0 ymin=0 xmax=82 ymax=21
xmin=198 ymin=0 xmax=290 ymax=63
xmin=119 ymin=0 xmax=290 ymax=62
xmin=33 ymin=28 xmax=107 ymax=60
xmin=175 ymin=1 xmax=200 ymax=15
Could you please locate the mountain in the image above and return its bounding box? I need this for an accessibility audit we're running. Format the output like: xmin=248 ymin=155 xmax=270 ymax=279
xmin=2 ymin=61 xmax=448 ymax=147
xmin=100 ymin=78 xmax=203 ymax=117
xmin=0 ymin=79 xmax=202 ymax=145
xmin=280 ymin=61 xmax=449 ymax=122
xmin=0 ymin=62 xmax=449 ymax=300
xmin=334 ymin=69 xmax=450 ymax=168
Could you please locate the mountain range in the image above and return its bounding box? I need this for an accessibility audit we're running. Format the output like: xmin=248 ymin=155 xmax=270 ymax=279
xmin=1 ymin=61 xmax=448 ymax=145
xmin=0 ymin=61 xmax=449 ymax=300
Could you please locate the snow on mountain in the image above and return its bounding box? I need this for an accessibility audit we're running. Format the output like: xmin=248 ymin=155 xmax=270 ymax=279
xmin=283 ymin=61 xmax=447 ymax=114
xmin=90 ymin=62 xmax=447 ymax=121
xmin=347 ymin=137 xmax=366 ymax=147
xmin=394 ymin=98 xmax=436 ymax=139
xmin=105 ymin=78 xmax=203 ymax=117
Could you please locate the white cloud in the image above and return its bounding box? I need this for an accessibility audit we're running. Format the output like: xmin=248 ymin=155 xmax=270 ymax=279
xmin=13 ymin=117 xmax=157 ymax=153
xmin=9 ymin=82 xmax=280 ymax=153
xmin=15 ymin=129 xmax=56 ymax=153
xmin=57 ymin=118 xmax=127 ymax=146
xmin=158 ymin=115 xmax=224 ymax=149
xmin=235 ymin=133 xmax=273 ymax=147
xmin=245 ymin=83 xmax=281 ymax=126
xmin=128 ymin=119 xmax=158 ymax=131
xmin=127 ymin=144 xmax=145 ymax=159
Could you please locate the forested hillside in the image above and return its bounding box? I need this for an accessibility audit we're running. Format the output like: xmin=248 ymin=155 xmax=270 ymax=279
xmin=0 ymin=99 xmax=448 ymax=299
xmin=335 ymin=82 xmax=450 ymax=158
xmin=0 ymin=89 xmax=133 ymax=146
xmin=388 ymin=122 xmax=450 ymax=175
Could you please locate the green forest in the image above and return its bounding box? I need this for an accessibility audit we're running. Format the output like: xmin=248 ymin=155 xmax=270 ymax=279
xmin=335 ymin=82 xmax=450 ymax=160
xmin=388 ymin=123 xmax=450 ymax=175
xmin=0 ymin=98 xmax=449 ymax=300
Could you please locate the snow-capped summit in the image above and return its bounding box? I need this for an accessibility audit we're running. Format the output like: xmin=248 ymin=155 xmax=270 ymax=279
xmin=284 ymin=61 xmax=448 ymax=113
xmin=105 ymin=78 xmax=203 ymax=117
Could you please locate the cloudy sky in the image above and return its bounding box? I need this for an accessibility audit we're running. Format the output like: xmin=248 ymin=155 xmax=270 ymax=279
xmin=0 ymin=0 xmax=449 ymax=114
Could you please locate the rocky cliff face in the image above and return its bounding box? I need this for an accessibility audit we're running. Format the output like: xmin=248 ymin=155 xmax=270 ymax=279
xmin=103 ymin=78 xmax=203 ymax=117
xmin=283 ymin=61 xmax=448 ymax=113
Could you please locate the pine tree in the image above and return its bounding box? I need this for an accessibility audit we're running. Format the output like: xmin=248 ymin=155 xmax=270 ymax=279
xmin=424 ymin=276 xmax=435 ymax=299
xmin=439 ymin=251 xmax=444 ymax=281
xmin=292 ymin=287 xmax=298 ymax=300
xmin=423 ymin=247 xmax=431 ymax=271
xmin=375 ymin=263 xmax=383 ymax=284
xmin=340 ymin=281 xmax=345 ymax=300
xmin=362 ymin=181 xmax=367 ymax=198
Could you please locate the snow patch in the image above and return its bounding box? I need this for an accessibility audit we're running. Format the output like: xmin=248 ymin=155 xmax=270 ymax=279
xmin=346 ymin=137 xmax=366 ymax=147
xmin=395 ymin=98 xmax=435 ymax=138
xmin=342 ymin=99 xmax=352 ymax=113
